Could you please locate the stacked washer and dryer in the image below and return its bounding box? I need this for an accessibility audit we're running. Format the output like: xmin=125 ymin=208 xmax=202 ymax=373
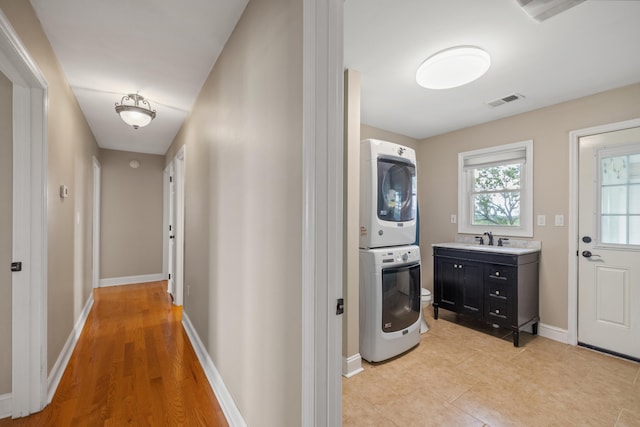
xmin=359 ymin=139 xmax=430 ymax=363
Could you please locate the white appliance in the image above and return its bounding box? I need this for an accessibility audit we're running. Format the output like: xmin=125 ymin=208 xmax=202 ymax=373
xmin=360 ymin=139 xmax=417 ymax=249
xmin=359 ymin=245 xmax=421 ymax=362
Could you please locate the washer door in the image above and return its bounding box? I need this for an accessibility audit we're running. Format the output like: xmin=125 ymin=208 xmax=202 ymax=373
xmin=381 ymin=262 xmax=420 ymax=332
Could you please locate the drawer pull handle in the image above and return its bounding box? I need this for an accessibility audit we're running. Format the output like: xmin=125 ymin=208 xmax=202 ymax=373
xmin=489 ymin=275 xmax=507 ymax=281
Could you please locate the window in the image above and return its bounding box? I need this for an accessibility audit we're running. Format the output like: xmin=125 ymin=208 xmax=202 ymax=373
xmin=598 ymin=146 xmax=640 ymax=246
xmin=458 ymin=140 xmax=533 ymax=237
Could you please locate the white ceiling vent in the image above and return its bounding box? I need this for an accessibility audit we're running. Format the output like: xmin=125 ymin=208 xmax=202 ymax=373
xmin=516 ymin=0 xmax=585 ymax=22
xmin=487 ymin=93 xmax=526 ymax=108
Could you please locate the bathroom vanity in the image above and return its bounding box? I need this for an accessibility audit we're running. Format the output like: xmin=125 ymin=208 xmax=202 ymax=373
xmin=432 ymin=243 xmax=540 ymax=347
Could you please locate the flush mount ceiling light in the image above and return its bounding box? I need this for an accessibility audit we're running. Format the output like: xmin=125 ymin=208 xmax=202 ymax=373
xmin=416 ymin=46 xmax=491 ymax=90
xmin=115 ymin=93 xmax=156 ymax=130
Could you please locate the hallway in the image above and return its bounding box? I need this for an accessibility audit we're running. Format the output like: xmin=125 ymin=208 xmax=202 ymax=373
xmin=0 ymin=282 xmax=227 ymax=426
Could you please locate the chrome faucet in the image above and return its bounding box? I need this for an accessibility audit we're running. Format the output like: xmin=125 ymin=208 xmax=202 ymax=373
xmin=484 ymin=231 xmax=494 ymax=246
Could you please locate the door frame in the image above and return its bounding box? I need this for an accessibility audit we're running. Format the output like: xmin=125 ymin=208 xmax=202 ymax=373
xmin=0 ymin=11 xmax=49 ymax=417
xmin=302 ymin=0 xmax=343 ymax=424
xmin=162 ymin=161 xmax=173 ymax=297
xmin=92 ymin=157 xmax=101 ymax=289
xmin=568 ymin=117 xmax=640 ymax=346
xmin=163 ymin=145 xmax=185 ymax=306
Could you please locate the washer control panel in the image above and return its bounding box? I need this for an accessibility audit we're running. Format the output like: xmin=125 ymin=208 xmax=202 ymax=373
xmin=376 ymin=245 xmax=421 ymax=266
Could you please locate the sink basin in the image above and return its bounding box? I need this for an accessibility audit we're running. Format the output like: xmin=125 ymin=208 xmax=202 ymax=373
xmin=433 ymin=242 xmax=539 ymax=255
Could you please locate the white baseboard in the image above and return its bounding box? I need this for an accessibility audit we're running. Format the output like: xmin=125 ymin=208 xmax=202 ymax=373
xmin=47 ymin=293 xmax=94 ymax=404
xmin=182 ymin=313 xmax=246 ymax=427
xmin=342 ymin=354 xmax=364 ymax=378
xmin=0 ymin=393 xmax=11 ymax=420
xmin=99 ymin=273 xmax=164 ymax=287
xmin=538 ymin=322 xmax=569 ymax=344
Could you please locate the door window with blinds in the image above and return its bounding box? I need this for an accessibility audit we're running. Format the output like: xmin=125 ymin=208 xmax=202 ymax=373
xmin=458 ymin=140 xmax=533 ymax=237
xmin=598 ymin=144 xmax=640 ymax=246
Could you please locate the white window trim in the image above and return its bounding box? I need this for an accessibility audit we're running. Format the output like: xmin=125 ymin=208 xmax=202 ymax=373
xmin=458 ymin=140 xmax=534 ymax=237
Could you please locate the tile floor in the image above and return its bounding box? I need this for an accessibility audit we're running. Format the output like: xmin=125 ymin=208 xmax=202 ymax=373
xmin=343 ymin=310 xmax=640 ymax=427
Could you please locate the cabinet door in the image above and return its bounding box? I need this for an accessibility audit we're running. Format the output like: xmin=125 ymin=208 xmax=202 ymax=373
xmin=459 ymin=261 xmax=483 ymax=316
xmin=435 ymin=258 xmax=458 ymax=312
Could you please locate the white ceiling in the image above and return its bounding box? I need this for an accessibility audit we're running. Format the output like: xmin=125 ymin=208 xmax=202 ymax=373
xmin=344 ymin=0 xmax=640 ymax=140
xmin=28 ymin=1 xmax=640 ymax=155
xmin=30 ymin=0 xmax=248 ymax=155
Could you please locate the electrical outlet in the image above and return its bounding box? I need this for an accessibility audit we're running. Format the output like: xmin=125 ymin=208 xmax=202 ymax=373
xmin=450 ymin=214 xmax=457 ymax=224
xmin=537 ymin=215 xmax=546 ymax=226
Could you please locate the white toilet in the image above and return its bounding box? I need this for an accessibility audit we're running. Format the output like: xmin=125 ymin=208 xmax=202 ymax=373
xmin=420 ymin=288 xmax=432 ymax=333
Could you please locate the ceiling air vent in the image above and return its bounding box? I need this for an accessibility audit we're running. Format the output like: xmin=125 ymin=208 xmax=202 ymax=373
xmin=516 ymin=0 xmax=585 ymax=22
xmin=487 ymin=93 xmax=525 ymax=108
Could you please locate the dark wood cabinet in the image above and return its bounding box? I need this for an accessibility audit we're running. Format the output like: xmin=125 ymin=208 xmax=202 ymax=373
xmin=434 ymin=257 xmax=483 ymax=316
xmin=433 ymin=246 xmax=540 ymax=347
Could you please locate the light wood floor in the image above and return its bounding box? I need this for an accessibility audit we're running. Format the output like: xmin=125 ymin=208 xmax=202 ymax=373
xmin=343 ymin=310 xmax=640 ymax=426
xmin=0 ymin=281 xmax=228 ymax=426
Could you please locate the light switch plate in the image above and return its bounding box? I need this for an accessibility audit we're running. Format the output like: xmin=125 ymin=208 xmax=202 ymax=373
xmin=450 ymin=214 xmax=457 ymax=224
xmin=555 ymin=214 xmax=564 ymax=226
xmin=537 ymin=214 xmax=546 ymax=226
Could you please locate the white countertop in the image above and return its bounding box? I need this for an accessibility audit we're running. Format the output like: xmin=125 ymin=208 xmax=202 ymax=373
xmin=433 ymin=242 xmax=540 ymax=255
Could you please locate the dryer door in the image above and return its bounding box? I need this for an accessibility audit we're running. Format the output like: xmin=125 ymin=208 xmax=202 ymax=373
xmin=377 ymin=158 xmax=416 ymax=222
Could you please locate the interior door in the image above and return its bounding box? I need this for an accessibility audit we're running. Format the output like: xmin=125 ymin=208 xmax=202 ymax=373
xmin=578 ymin=126 xmax=640 ymax=360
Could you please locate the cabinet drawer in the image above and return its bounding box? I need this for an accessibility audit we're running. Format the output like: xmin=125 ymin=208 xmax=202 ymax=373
xmin=487 ymin=282 xmax=510 ymax=301
xmin=486 ymin=265 xmax=515 ymax=283
xmin=486 ymin=300 xmax=508 ymax=322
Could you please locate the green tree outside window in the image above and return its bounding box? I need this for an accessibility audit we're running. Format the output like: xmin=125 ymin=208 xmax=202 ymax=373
xmin=472 ymin=164 xmax=521 ymax=226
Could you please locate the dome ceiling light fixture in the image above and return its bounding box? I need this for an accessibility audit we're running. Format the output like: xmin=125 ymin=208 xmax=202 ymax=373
xmin=115 ymin=93 xmax=156 ymax=130
xmin=416 ymin=46 xmax=491 ymax=90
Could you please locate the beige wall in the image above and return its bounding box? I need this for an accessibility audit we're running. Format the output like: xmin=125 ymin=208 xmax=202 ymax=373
xmin=343 ymin=69 xmax=360 ymax=366
xmin=0 ymin=71 xmax=12 ymax=394
xmin=100 ymin=149 xmax=164 ymax=279
xmin=0 ymin=1 xmax=99 ymax=373
xmin=164 ymin=0 xmax=302 ymax=425
xmin=418 ymin=83 xmax=640 ymax=330
xmin=361 ymin=124 xmax=419 ymax=151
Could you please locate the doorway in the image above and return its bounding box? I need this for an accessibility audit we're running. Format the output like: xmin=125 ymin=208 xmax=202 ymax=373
xmin=569 ymin=119 xmax=640 ymax=361
xmin=92 ymin=158 xmax=101 ymax=289
xmin=0 ymin=15 xmax=49 ymax=417
xmin=164 ymin=146 xmax=185 ymax=306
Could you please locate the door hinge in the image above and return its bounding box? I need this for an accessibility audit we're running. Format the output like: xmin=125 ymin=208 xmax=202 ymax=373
xmin=336 ymin=298 xmax=344 ymax=315
xmin=168 ymin=273 xmax=171 ymax=280
xmin=11 ymin=262 xmax=22 ymax=272
xmin=170 ymin=176 xmax=173 ymax=183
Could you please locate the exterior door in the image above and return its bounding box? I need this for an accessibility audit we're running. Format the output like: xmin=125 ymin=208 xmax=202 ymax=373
xmin=578 ymin=126 xmax=640 ymax=360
